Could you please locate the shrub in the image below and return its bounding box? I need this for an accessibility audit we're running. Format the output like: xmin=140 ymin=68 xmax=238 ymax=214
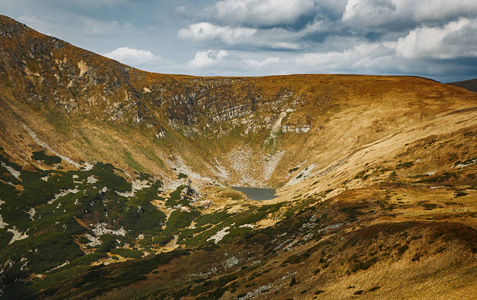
xmin=178 ymin=173 xmax=188 ymax=179
xmin=397 ymin=245 xmax=409 ymax=254
xmin=351 ymin=257 xmax=378 ymax=272
xmin=96 ymin=234 xmax=117 ymax=253
xmin=422 ymin=203 xmax=437 ymax=210
xmin=315 ymin=290 xmax=325 ymax=295
xmin=165 ymin=185 xmax=187 ymax=206
xmin=290 ymin=276 xmax=297 ymax=286
xmin=195 ymin=210 xmax=230 ymax=227
xmin=163 ymin=210 xmax=200 ymax=235
xmin=0 ymin=229 xmax=14 ymax=248
xmin=397 ymin=161 xmax=414 ymax=168
xmin=32 ymin=150 xmax=62 ymax=165
xmin=89 ymin=163 xmax=131 ymax=192
xmin=124 ymin=200 xmax=166 ymax=235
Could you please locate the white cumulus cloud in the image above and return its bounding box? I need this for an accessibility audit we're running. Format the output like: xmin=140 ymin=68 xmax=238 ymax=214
xmin=342 ymin=0 xmax=477 ymax=28
xmin=104 ymin=47 xmax=160 ymax=65
xmin=295 ymin=41 xmax=398 ymax=74
xmin=395 ymin=18 xmax=477 ymax=59
xmin=214 ymin=0 xmax=315 ymax=27
xmin=342 ymin=0 xmax=396 ymax=26
xmin=246 ymin=57 xmax=281 ymax=67
xmin=188 ymin=50 xmax=229 ymax=69
xmin=178 ymin=22 xmax=305 ymax=50
xmin=394 ymin=0 xmax=477 ymax=22
xmin=178 ymin=22 xmax=257 ymax=44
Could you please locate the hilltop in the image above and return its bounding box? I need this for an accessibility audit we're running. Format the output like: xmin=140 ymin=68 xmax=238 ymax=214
xmin=0 ymin=15 xmax=476 ymax=299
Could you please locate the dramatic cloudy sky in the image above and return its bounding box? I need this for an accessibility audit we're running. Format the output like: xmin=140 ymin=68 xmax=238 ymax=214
xmin=2 ymin=0 xmax=477 ymax=82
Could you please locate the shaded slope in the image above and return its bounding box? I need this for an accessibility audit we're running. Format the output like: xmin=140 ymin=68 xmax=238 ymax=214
xmin=449 ymin=78 xmax=477 ymax=93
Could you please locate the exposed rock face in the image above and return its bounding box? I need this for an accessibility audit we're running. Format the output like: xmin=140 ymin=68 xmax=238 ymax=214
xmin=0 ymin=16 xmax=310 ymax=186
xmin=282 ymin=124 xmax=311 ymax=133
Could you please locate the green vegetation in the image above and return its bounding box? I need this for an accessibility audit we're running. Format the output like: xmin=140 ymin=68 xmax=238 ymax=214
xmin=0 ymin=152 xmax=176 ymax=297
xmin=354 ymin=169 xmax=371 ymax=180
xmin=163 ymin=210 xmax=201 ymax=236
xmin=124 ymin=183 xmax=166 ymax=235
xmin=397 ymin=245 xmax=409 ymax=254
xmin=184 ymin=204 xmax=282 ymax=247
xmin=315 ymin=290 xmax=325 ymax=294
xmin=122 ymin=149 xmax=145 ymax=172
xmin=282 ymin=251 xmax=311 ymax=266
xmin=88 ymin=162 xmax=131 ymax=192
xmin=455 ymin=190 xmax=468 ymax=198
xmin=220 ymin=190 xmax=244 ymax=200
xmin=290 ymin=276 xmax=297 ymax=286
xmin=195 ymin=210 xmax=230 ymax=226
xmin=61 ymin=250 xmax=189 ymax=299
xmin=165 ymin=185 xmax=189 ymax=206
xmin=32 ymin=150 xmax=62 ymax=165
xmin=422 ymin=203 xmax=438 ymax=210
xmin=0 ymin=154 xmax=22 ymax=184
xmin=0 ymin=229 xmax=14 ymax=248
xmin=178 ymin=225 xmax=212 ymax=241
xmin=96 ymin=235 xmax=117 ymax=253
xmin=351 ymin=257 xmax=378 ymax=272
xmin=397 ymin=161 xmax=414 ymax=168
xmin=418 ymin=172 xmax=458 ymax=183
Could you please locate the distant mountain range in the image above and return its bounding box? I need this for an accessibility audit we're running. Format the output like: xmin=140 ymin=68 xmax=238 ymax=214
xmin=1 ymin=15 xmax=477 ymax=299
xmin=448 ymin=78 xmax=477 ymax=93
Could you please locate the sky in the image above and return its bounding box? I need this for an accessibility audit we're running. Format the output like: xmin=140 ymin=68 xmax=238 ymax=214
xmin=2 ymin=0 xmax=477 ymax=82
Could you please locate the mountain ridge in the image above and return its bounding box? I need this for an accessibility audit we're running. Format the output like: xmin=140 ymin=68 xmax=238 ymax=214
xmin=1 ymin=14 xmax=475 ymax=188
xmin=449 ymin=78 xmax=477 ymax=93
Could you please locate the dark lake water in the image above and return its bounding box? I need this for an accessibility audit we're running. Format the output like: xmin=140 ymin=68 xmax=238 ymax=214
xmin=232 ymin=187 xmax=277 ymax=201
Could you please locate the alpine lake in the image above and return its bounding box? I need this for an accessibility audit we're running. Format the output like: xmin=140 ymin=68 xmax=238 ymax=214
xmin=232 ymin=187 xmax=277 ymax=201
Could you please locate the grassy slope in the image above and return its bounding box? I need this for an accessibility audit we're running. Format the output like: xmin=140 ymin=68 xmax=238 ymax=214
xmin=448 ymin=78 xmax=477 ymax=93
xmin=1 ymin=15 xmax=477 ymax=188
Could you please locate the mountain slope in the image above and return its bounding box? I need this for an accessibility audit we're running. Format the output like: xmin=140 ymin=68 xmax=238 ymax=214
xmin=1 ymin=15 xmax=477 ymax=188
xmin=449 ymin=78 xmax=477 ymax=93
xmin=0 ymin=15 xmax=477 ymax=299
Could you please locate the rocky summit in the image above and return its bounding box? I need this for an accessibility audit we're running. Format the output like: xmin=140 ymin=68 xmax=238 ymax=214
xmin=0 ymin=15 xmax=477 ymax=299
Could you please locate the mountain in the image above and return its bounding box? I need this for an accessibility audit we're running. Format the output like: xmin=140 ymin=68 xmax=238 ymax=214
xmin=0 ymin=15 xmax=477 ymax=299
xmin=448 ymin=78 xmax=477 ymax=93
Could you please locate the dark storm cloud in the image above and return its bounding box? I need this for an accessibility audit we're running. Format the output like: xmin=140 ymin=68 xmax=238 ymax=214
xmin=176 ymin=0 xmax=477 ymax=81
